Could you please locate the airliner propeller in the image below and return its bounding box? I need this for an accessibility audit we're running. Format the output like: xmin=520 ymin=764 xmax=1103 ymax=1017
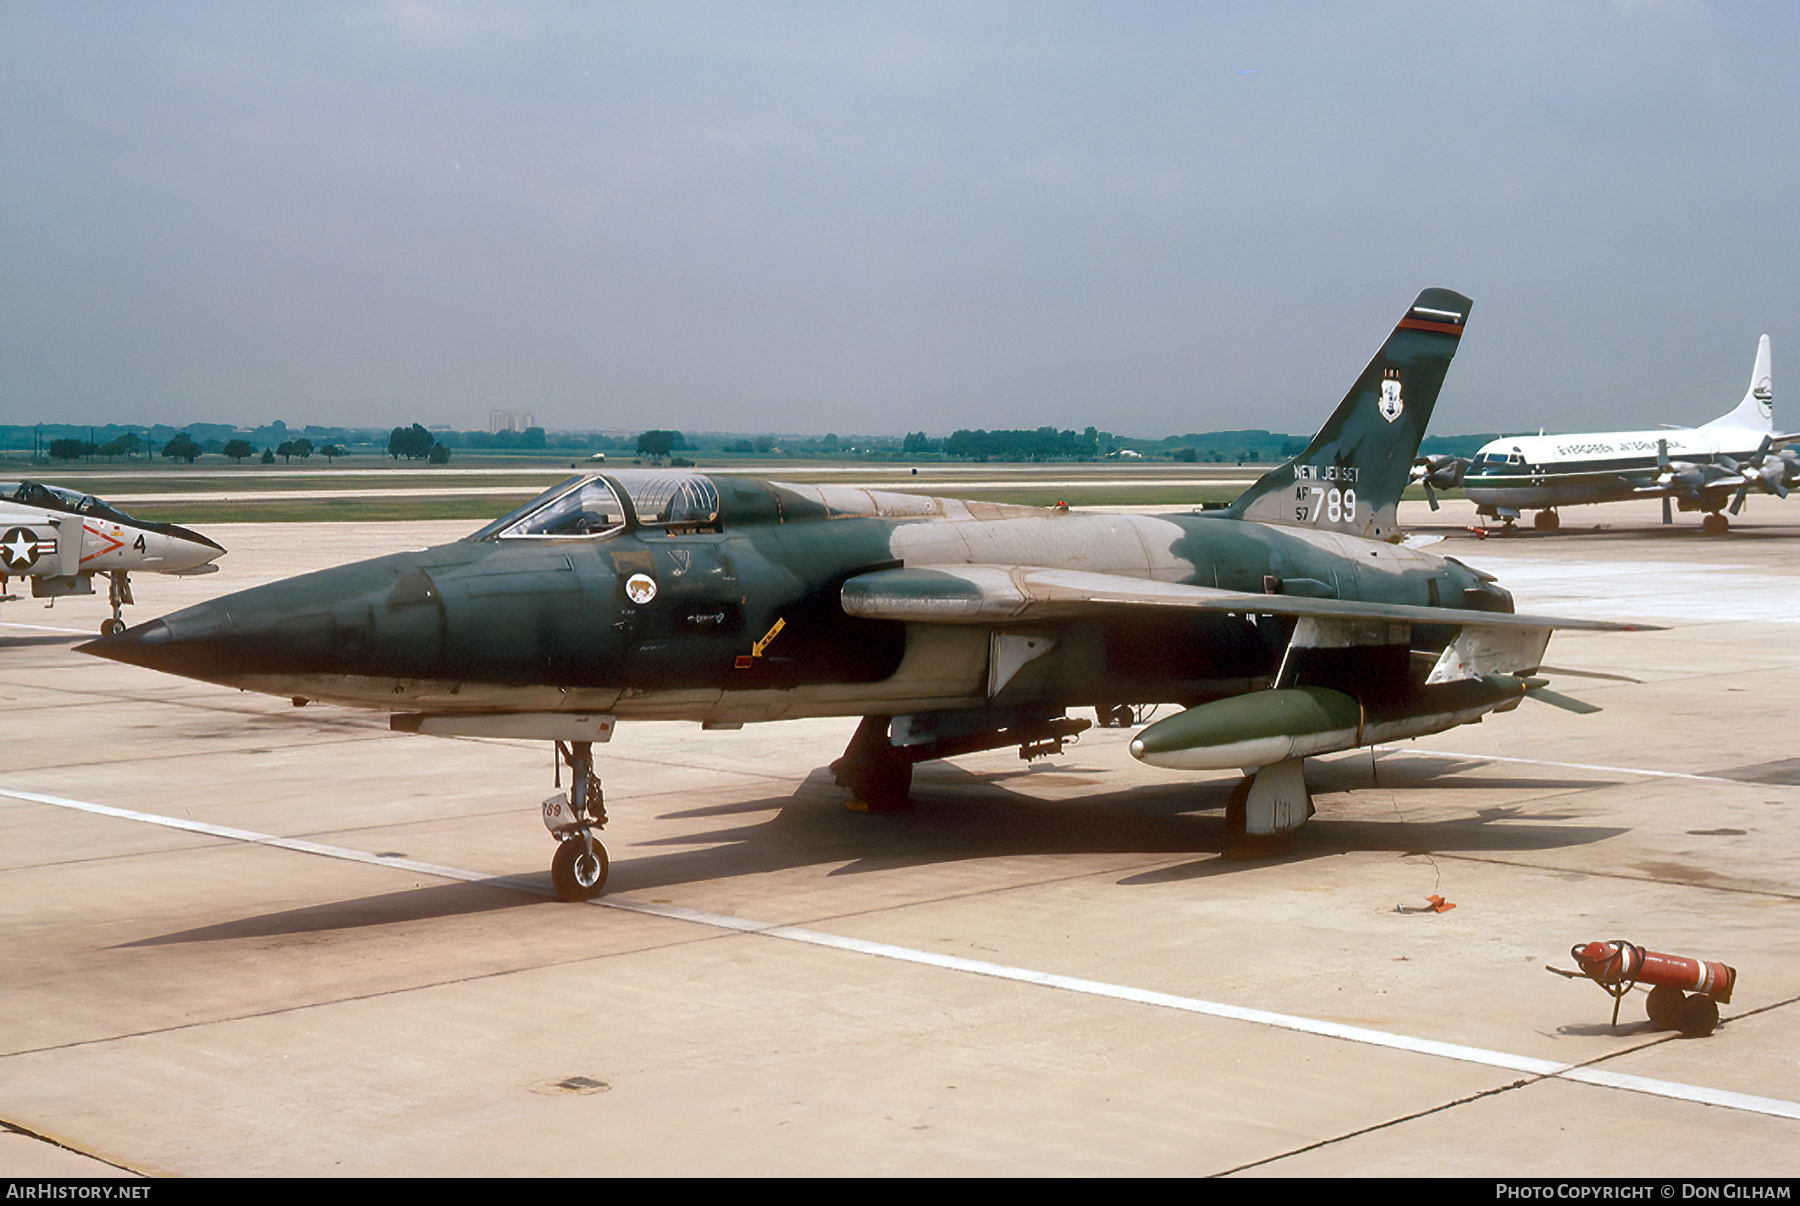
xmin=1412 ymin=455 xmax=1470 ymax=511
xmin=1727 ymin=437 xmax=1800 ymax=514
xmin=1653 ymin=439 xmax=1725 ymax=499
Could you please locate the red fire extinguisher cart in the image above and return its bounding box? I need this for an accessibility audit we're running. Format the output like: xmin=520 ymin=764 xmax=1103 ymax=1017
xmin=1549 ymin=939 xmax=1736 ymax=1037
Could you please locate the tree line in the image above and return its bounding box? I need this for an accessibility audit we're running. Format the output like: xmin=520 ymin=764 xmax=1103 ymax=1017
xmin=16 ymin=421 xmax=1507 ymax=467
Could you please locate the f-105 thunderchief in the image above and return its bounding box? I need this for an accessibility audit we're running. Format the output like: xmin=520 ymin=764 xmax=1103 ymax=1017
xmin=3 ymin=480 xmax=225 ymax=634
xmin=85 ymin=289 xmax=1649 ymax=900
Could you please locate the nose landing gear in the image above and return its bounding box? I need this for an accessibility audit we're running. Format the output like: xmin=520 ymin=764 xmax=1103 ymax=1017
xmin=544 ymin=740 xmax=609 ymax=900
xmin=103 ymin=571 xmax=134 ymax=636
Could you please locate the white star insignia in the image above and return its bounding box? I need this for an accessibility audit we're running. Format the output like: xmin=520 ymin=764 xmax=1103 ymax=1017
xmin=2 ymin=531 xmax=37 ymax=567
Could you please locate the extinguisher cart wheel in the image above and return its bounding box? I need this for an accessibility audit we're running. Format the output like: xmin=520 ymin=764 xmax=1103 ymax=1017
xmin=1679 ymin=995 xmax=1721 ymax=1038
xmin=1645 ymin=984 xmax=1687 ymax=1030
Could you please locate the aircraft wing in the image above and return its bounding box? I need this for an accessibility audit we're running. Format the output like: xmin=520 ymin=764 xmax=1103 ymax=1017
xmin=840 ymin=564 xmax=1653 ymax=633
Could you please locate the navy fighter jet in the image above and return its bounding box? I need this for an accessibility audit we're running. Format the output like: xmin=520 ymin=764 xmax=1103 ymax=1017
xmin=84 ymin=289 xmax=1647 ymax=900
xmin=2 ymin=480 xmax=225 ymax=634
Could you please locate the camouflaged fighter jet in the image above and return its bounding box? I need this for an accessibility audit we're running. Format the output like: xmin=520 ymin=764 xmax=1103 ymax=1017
xmin=83 ymin=289 xmax=1649 ymax=901
xmin=2 ymin=480 xmax=225 ymax=634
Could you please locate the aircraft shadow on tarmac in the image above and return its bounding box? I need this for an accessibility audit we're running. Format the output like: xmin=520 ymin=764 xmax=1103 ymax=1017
xmin=120 ymin=753 xmax=1629 ymax=946
xmin=0 ymin=632 xmax=85 ymax=649
xmin=114 ymin=878 xmax=546 ymax=947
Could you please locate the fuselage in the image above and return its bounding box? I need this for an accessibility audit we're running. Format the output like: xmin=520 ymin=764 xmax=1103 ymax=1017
xmin=87 ymin=472 xmax=1509 ymax=725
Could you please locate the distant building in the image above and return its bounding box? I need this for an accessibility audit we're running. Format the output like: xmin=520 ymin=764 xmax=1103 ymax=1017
xmin=489 ymin=409 xmax=536 ymax=433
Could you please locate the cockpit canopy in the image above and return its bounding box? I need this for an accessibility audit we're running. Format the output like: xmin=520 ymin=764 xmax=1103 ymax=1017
xmin=1 ymin=480 xmax=137 ymax=526
xmin=469 ymin=472 xmax=723 ymax=541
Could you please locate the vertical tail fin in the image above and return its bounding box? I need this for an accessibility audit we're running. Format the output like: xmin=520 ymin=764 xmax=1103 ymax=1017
xmin=1701 ymin=334 xmax=1773 ymax=434
xmin=1228 ymin=288 xmax=1471 ymax=541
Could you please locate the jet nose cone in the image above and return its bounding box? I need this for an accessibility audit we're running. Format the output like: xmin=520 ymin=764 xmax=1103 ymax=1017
xmin=79 ymin=549 xmax=449 ymax=690
xmin=163 ymin=523 xmax=227 ymax=571
xmin=78 ymin=593 xmax=264 ymax=684
xmin=178 ymin=525 xmax=226 ymax=554
xmin=79 ymin=617 xmax=187 ymax=673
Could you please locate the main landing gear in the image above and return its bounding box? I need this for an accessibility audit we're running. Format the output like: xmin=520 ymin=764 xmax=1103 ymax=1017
xmin=831 ymin=716 xmax=914 ymax=811
xmin=103 ymin=571 xmax=134 ymax=636
xmin=829 ymin=712 xmax=1092 ymax=812
xmin=1223 ymin=757 xmax=1315 ymax=857
xmin=544 ymin=740 xmax=609 ymax=900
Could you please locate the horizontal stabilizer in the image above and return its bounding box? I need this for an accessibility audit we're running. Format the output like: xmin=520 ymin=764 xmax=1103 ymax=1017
xmin=1537 ymin=664 xmax=1641 ymax=684
xmin=1521 ymin=679 xmax=1602 ymax=714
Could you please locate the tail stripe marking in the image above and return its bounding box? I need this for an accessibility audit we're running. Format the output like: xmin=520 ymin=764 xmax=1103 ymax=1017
xmin=1397 ymin=317 xmax=1465 ymax=336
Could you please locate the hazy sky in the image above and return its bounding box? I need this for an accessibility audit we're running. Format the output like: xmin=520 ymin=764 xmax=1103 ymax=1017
xmin=4 ymin=2 xmax=1797 ymax=438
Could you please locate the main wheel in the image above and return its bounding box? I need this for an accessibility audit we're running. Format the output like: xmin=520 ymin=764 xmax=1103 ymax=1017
xmin=1097 ymin=703 xmax=1135 ymax=728
xmin=846 ymin=759 xmax=913 ymax=811
xmin=1702 ymin=512 xmax=1729 ymax=536
xmin=1224 ymin=777 xmax=1250 ymax=841
xmin=551 ymin=838 xmax=609 ymax=901
xmin=834 ymin=728 xmax=914 ymax=811
xmin=101 ymin=618 xmax=126 ymax=636
xmin=1221 ymin=778 xmax=1289 ymax=860
xmin=1534 ymin=509 xmax=1560 ymax=532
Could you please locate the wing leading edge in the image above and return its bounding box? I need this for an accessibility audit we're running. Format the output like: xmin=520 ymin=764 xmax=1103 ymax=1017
xmin=839 ymin=563 xmax=1653 ymax=633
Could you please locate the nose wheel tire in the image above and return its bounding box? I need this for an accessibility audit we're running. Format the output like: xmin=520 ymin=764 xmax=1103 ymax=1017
xmin=552 ymin=838 xmax=609 ymax=901
xmin=100 ymin=618 xmax=127 ymax=636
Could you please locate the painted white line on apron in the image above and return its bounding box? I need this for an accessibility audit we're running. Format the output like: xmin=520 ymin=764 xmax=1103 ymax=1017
xmin=1382 ymin=748 xmax=1758 ymax=786
xmin=1 ymin=621 xmax=92 ymax=635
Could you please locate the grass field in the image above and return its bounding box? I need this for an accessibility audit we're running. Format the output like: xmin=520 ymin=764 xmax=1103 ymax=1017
xmin=122 ymin=496 xmax=537 ymax=524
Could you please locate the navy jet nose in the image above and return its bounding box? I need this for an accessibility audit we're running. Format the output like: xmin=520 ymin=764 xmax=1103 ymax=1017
xmin=159 ymin=521 xmax=228 ymax=570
